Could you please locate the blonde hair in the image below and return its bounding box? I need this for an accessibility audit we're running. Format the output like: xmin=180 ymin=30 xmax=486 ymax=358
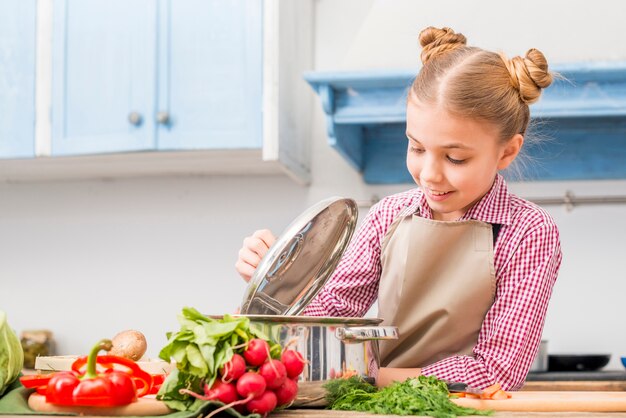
xmin=412 ymin=27 xmax=554 ymax=141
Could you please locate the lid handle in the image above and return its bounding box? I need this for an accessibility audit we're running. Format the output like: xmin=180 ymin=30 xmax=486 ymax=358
xmin=335 ymin=326 xmax=398 ymax=343
xmin=266 ymin=233 xmax=305 ymax=279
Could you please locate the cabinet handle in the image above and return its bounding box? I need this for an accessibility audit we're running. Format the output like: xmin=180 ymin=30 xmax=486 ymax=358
xmin=156 ymin=111 xmax=170 ymax=125
xmin=128 ymin=112 xmax=142 ymax=126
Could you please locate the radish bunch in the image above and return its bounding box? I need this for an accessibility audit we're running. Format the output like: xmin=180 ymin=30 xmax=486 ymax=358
xmin=181 ymin=338 xmax=306 ymax=417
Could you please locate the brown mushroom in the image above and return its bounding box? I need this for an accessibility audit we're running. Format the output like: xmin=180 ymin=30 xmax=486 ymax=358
xmin=108 ymin=330 xmax=147 ymax=361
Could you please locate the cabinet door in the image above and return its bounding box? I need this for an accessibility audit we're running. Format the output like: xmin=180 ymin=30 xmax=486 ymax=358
xmin=156 ymin=0 xmax=263 ymax=150
xmin=52 ymin=0 xmax=157 ymax=155
xmin=0 ymin=0 xmax=36 ymax=159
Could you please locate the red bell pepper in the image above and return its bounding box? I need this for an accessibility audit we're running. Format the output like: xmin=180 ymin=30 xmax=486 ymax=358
xmin=19 ymin=374 xmax=53 ymax=395
xmin=71 ymin=353 xmax=153 ymax=397
xmin=44 ymin=339 xmax=153 ymax=407
xmin=147 ymin=373 xmax=165 ymax=395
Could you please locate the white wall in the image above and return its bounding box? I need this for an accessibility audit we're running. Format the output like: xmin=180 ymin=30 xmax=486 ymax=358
xmin=2 ymin=0 xmax=626 ymax=370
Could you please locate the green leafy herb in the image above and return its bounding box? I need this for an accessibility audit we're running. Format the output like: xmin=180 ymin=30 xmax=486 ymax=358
xmin=156 ymin=307 xmax=279 ymax=412
xmin=324 ymin=376 xmax=492 ymax=418
xmin=156 ymin=369 xmax=205 ymax=412
xmin=324 ymin=376 xmax=378 ymax=406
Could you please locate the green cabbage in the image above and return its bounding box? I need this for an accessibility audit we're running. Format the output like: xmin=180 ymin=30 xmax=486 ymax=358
xmin=0 ymin=310 xmax=23 ymax=397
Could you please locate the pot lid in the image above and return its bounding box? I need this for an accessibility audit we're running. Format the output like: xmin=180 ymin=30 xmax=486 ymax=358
xmin=240 ymin=197 xmax=358 ymax=316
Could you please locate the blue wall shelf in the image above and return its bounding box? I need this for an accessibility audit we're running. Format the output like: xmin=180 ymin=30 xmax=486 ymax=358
xmin=304 ymin=62 xmax=626 ymax=183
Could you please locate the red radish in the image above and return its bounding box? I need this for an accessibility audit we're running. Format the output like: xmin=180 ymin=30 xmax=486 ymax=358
xmin=281 ymin=350 xmax=306 ymax=378
xmin=178 ymin=380 xmax=237 ymax=404
xmin=236 ymin=372 xmax=267 ymax=399
xmin=182 ymin=373 xmax=268 ymax=418
xmin=259 ymin=359 xmax=287 ymax=389
xmin=243 ymin=338 xmax=271 ymax=366
xmin=205 ymin=380 xmax=238 ymax=404
xmin=274 ymin=378 xmax=298 ymax=406
xmin=246 ymin=390 xmax=277 ymax=415
xmin=219 ymin=353 xmax=246 ymax=382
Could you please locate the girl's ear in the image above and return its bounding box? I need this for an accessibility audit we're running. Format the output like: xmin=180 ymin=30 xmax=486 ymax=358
xmin=497 ymin=134 xmax=524 ymax=170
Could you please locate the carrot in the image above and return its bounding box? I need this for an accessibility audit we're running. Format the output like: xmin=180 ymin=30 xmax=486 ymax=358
xmin=491 ymin=389 xmax=512 ymax=400
xmin=448 ymin=381 xmax=511 ymax=400
xmin=480 ymin=382 xmax=502 ymax=399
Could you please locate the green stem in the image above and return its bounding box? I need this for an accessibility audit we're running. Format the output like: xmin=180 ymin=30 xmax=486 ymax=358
xmin=84 ymin=339 xmax=113 ymax=379
xmin=234 ymin=329 xmax=248 ymax=342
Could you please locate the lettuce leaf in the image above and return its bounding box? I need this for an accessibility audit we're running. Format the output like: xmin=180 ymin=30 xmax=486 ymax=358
xmin=0 ymin=311 xmax=24 ymax=397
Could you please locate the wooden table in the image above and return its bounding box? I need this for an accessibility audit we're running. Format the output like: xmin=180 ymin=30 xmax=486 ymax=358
xmin=522 ymin=380 xmax=626 ymax=391
xmin=14 ymin=375 xmax=626 ymax=418
xmin=272 ymin=410 xmax=626 ymax=417
xmin=4 ymin=412 xmax=626 ymax=418
xmin=523 ymin=371 xmax=626 ymax=392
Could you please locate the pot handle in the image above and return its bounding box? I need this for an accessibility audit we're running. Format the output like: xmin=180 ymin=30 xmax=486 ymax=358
xmin=335 ymin=326 xmax=398 ymax=343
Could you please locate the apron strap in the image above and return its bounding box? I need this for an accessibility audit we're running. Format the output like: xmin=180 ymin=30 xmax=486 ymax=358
xmin=387 ymin=202 xmax=501 ymax=248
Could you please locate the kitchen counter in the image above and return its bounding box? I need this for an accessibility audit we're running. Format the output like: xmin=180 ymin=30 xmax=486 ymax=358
xmin=15 ymin=412 xmax=626 ymax=417
xmin=523 ymin=371 xmax=626 ymax=391
xmin=6 ymin=379 xmax=626 ymax=418
xmin=3 ymin=412 xmax=626 ymax=418
xmin=527 ymin=371 xmax=626 ymax=381
xmin=272 ymin=410 xmax=626 ymax=417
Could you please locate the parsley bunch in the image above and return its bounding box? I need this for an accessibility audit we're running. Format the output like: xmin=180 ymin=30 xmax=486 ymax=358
xmin=324 ymin=376 xmax=492 ymax=418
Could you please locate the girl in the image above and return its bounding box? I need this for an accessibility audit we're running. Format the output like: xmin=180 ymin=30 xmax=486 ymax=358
xmin=235 ymin=27 xmax=562 ymax=391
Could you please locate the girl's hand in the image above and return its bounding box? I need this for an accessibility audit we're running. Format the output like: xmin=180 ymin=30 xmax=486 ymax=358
xmin=235 ymin=229 xmax=276 ymax=282
xmin=376 ymin=367 xmax=422 ymax=387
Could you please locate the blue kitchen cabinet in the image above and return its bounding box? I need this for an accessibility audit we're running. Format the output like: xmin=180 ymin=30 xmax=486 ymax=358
xmin=0 ymin=0 xmax=36 ymax=159
xmin=156 ymin=0 xmax=263 ymax=150
xmin=52 ymin=0 xmax=157 ymax=155
xmin=52 ymin=0 xmax=263 ymax=156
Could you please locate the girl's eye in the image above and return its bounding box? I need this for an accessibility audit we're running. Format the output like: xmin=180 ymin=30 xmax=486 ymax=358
xmin=409 ymin=146 xmax=424 ymax=154
xmin=447 ymin=156 xmax=466 ymax=165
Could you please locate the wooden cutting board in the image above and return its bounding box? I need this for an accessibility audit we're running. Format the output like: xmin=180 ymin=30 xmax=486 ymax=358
xmin=453 ymin=391 xmax=626 ymax=412
xmin=28 ymin=393 xmax=172 ymax=416
xmin=34 ymin=356 xmax=174 ymax=375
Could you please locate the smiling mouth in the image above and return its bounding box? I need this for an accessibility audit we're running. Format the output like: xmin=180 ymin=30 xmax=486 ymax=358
xmin=426 ymin=188 xmax=451 ymax=196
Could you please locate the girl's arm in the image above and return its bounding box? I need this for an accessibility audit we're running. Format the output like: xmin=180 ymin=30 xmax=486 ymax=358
xmin=376 ymin=367 xmax=422 ymax=387
xmin=418 ymin=221 xmax=562 ymax=390
xmin=301 ymin=208 xmax=384 ymax=317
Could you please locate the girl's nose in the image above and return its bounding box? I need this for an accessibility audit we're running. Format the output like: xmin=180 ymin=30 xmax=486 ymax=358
xmin=420 ymin=158 xmax=443 ymax=184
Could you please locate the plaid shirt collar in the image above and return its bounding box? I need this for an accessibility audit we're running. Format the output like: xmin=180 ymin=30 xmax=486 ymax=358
xmin=416 ymin=174 xmax=512 ymax=225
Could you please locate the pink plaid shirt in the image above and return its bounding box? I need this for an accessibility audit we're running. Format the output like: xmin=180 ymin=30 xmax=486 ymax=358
xmin=303 ymin=174 xmax=562 ymax=390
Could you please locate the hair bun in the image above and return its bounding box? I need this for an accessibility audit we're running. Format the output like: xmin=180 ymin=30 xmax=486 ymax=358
xmin=419 ymin=27 xmax=467 ymax=65
xmin=500 ymin=48 xmax=554 ymax=105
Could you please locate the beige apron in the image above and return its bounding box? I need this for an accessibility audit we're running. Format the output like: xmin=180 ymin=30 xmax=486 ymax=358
xmin=378 ymin=208 xmax=497 ymax=368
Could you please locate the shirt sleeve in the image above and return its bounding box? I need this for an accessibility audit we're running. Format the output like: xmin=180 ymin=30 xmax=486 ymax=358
xmin=421 ymin=221 xmax=562 ymax=390
xmin=302 ymin=198 xmax=398 ymax=317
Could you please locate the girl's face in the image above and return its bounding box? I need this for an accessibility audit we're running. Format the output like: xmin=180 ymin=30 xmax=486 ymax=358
xmin=406 ymin=98 xmax=522 ymax=221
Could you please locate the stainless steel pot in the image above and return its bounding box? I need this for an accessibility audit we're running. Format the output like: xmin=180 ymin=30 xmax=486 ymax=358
xmin=216 ymin=314 xmax=397 ymax=406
